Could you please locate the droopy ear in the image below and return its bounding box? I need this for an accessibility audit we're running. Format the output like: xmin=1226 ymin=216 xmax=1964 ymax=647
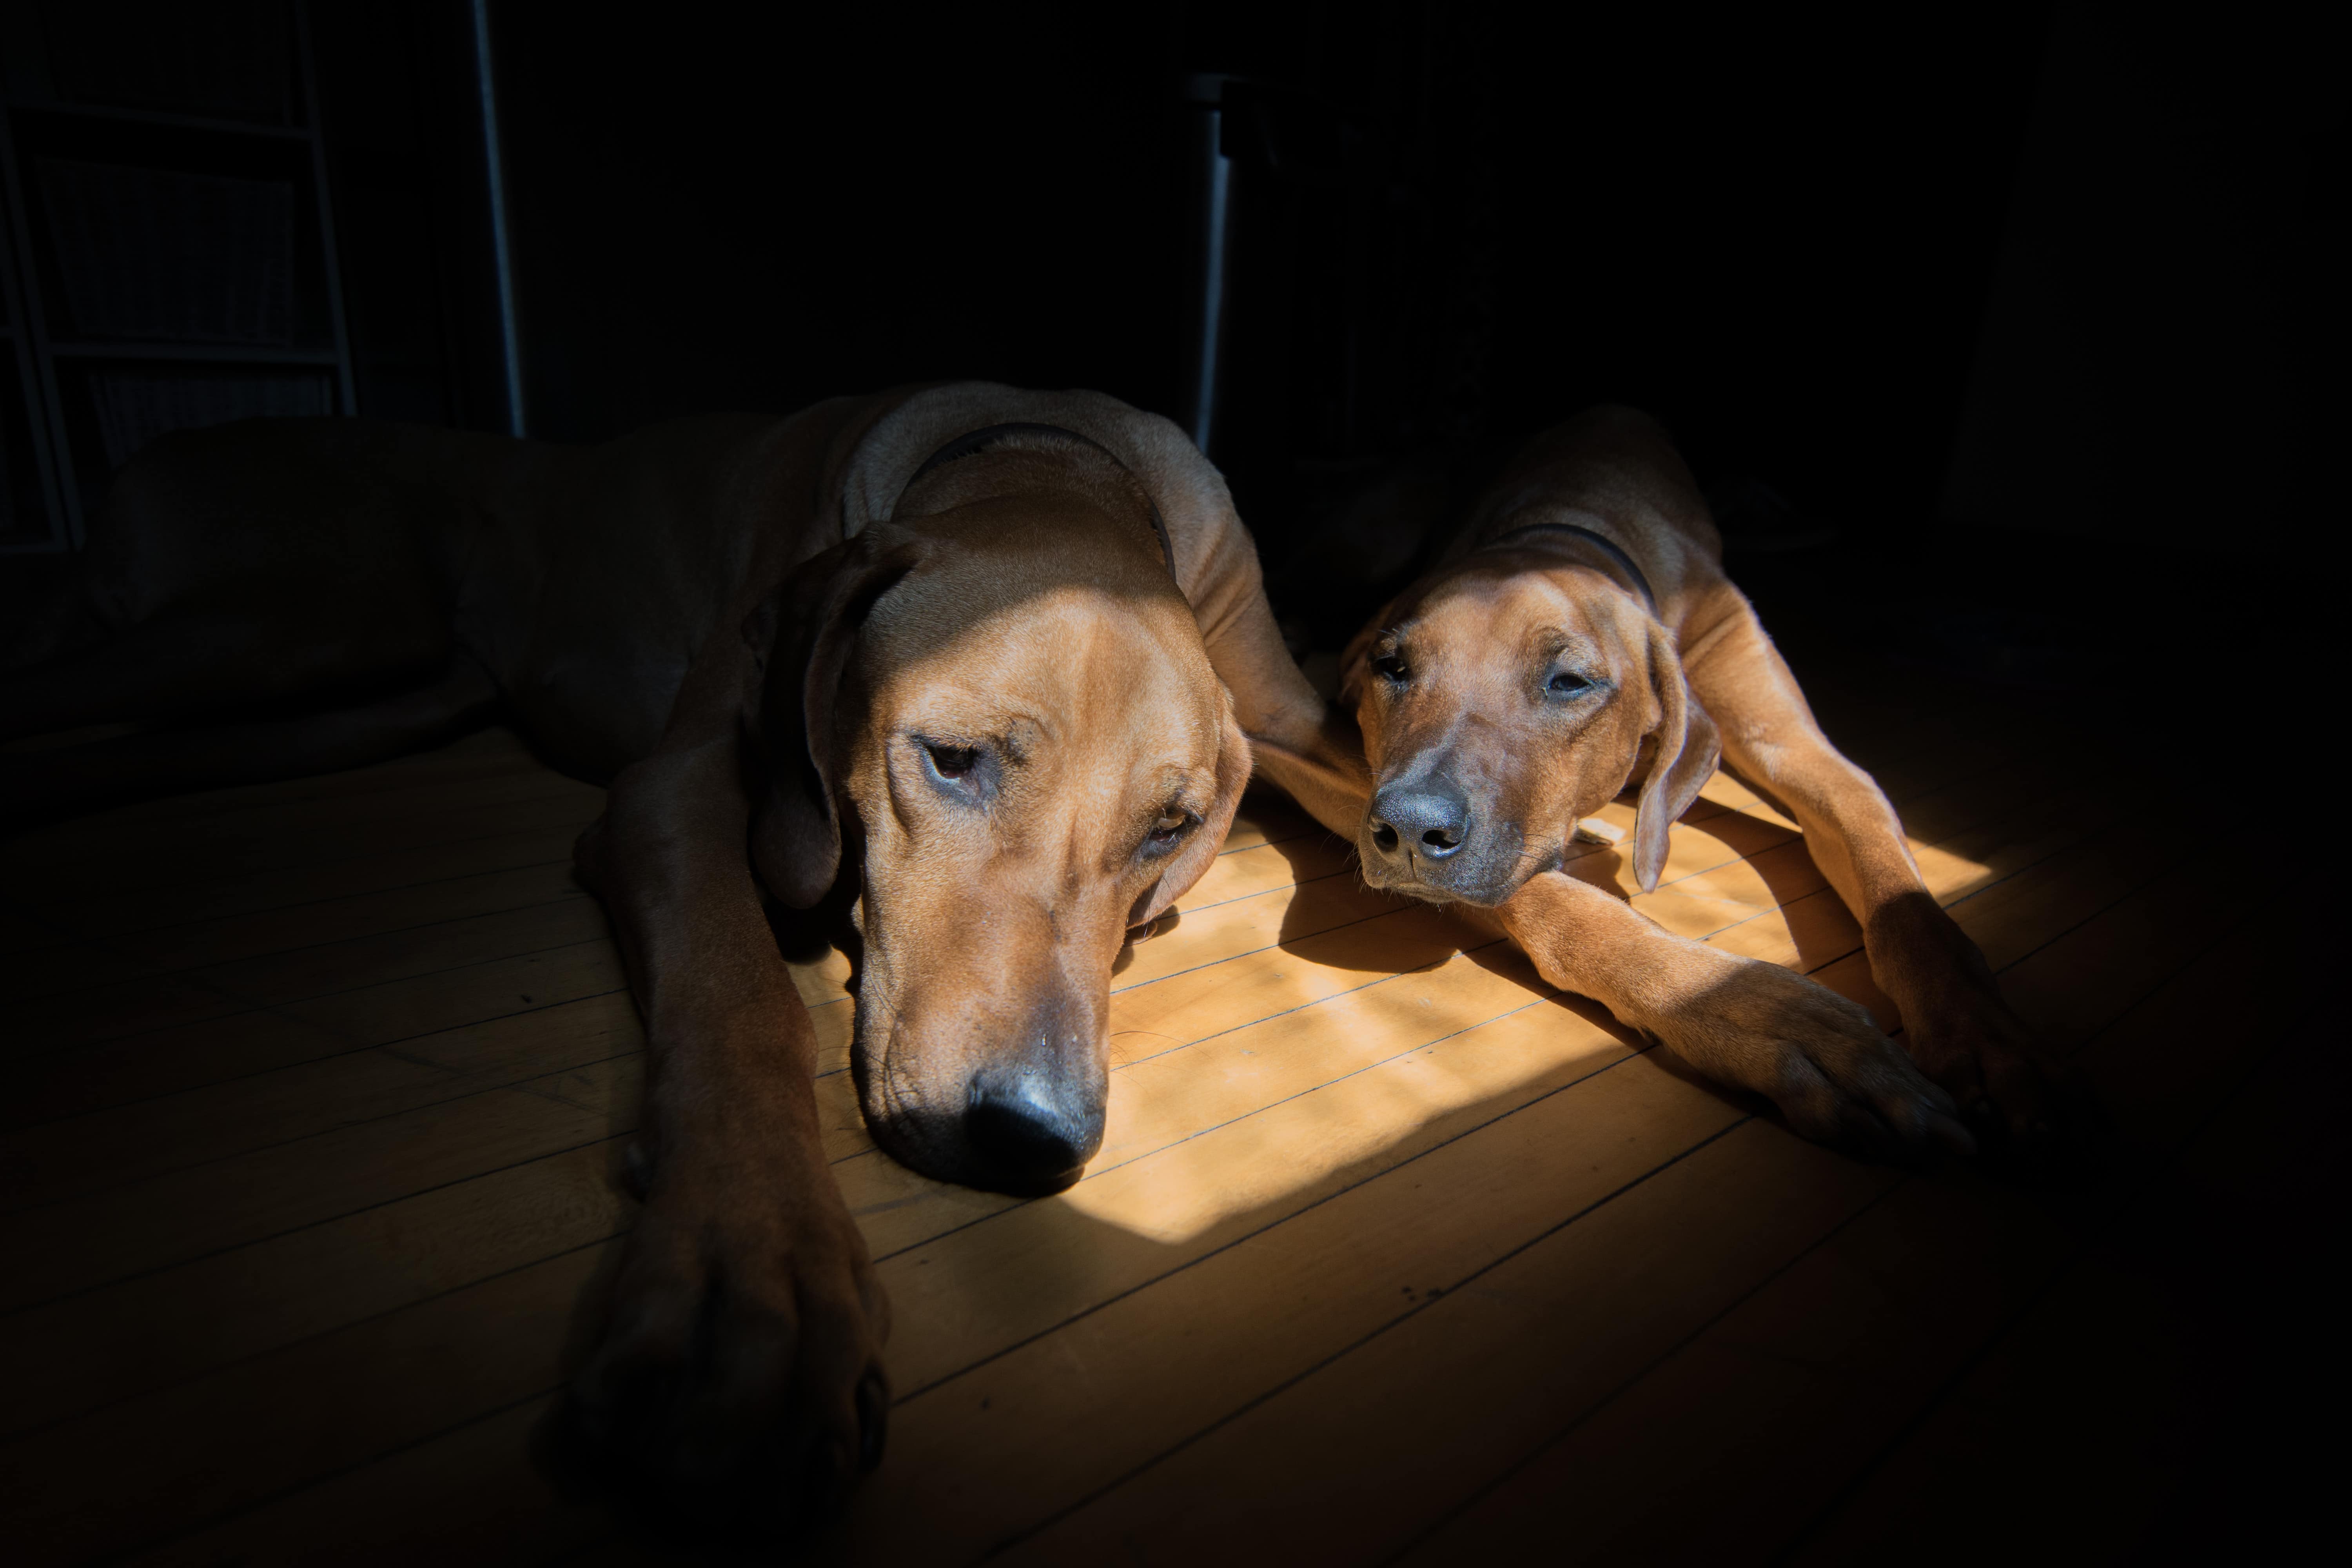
xmin=1631 ymin=619 xmax=1721 ymax=894
xmin=742 ymin=534 xmax=924 ymax=908
xmin=1128 ymin=688 xmax=1253 ymax=935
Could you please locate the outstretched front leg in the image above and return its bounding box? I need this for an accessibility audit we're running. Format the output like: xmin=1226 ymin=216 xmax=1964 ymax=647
xmin=1494 ymin=869 xmax=1975 ymax=1160
xmin=551 ymin=705 xmax=889 ymax=1540
xmin=1681 ymin=600 xmax=2071 ymax=1157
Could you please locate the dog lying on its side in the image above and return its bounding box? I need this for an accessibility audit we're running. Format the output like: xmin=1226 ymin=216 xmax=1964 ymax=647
xmin=1326 ymin=407 xmax=2067 ymax=1158
xmin=0 ymin=383 xmax=1362 ymax=1537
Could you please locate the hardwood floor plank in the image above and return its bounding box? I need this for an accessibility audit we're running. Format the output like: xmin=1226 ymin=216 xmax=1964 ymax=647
xmin=884 ymin=1118 xmax=1882 ymax=1564
xmin=36 ymin=823 xmax=592 ymax=938
xmin=124 ymin=1398 xmax=610 ymax=1568
xmin=2 ymin=991 xmax=644 ymax=1211
xmin=15 ymin=794 xmax=604 ymax=922
xmin=827 ymin=934 xmax=1552 ymax=1260
xmin=3 ymin=764 xmax=597 ymax=875
xmin=1214 ymin=793 xmax=1322 ymax=857
xmin=7 ymin=728 xmax=537 ymax=837
xmin=274 ymin=938 xmax=628 ymax=1049
xmin=1699 ymin=793 xmax=2162 ymax=993
xmin=0 ymin=1056 xmax=637 ymax=1311
xmin=116 ymin=858 xmax=590 ymax=973
xmin=2 ymin=1139 xmax=631 ymax=1442
xmin=11 ymin=1007 xmax=357 ymax=1129
xmin=0 ymin=731 xmax=542 ymax=878
xmin=0 ymin=1243 xmax=613 ymax=1566
xmin=192 ymin=896 xmax=612 ymax=1007
xmin=0 ymin=936 xmax=167 ymax=1000
xmin=11 ymin=969 xmax=254 ymax=1053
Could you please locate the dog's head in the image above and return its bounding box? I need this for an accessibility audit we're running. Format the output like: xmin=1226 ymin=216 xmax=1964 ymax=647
xmin=1339 ymin=543 xmax=1717 ymax=906
xmin=743 ymin=475 xmax=1245 ymax=1196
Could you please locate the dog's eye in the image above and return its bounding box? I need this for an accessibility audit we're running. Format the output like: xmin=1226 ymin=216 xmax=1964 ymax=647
xmin=1144 ymin=808 xmax=1194 ymax=854
xmin=1547 ymin=670 xmax=1595 ymax=698
xmin=1372 ymin=652 xmax=1410 ymax=683
xmin=924 ymin=741 xmax=979 ymax=781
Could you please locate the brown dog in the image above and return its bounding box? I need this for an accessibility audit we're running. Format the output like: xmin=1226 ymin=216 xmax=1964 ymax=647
xmin=0 ymin=383 xmax=1360 ymax=1536
xmin=1324 ymin=407 xmax=2064 ymax=1161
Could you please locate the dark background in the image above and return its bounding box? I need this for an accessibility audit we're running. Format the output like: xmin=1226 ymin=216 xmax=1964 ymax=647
xmin=12 ymin=0 xmax=2344 ymax=655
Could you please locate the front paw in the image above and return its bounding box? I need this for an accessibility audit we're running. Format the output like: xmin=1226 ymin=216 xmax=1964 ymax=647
xmin=1868 ymin=895 xmax=2088 ymax=1167
xmin=1650 ymin=953 xmax=1976 ymax=1162
xmin=1904 ymin=981 xmax=2084 ymax=1169
xmin=547 ymin=1151 xmax=891 ymax=1545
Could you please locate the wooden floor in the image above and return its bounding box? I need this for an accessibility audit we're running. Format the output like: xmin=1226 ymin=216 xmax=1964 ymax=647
xmin=0 ymin=638 xmax=2328 ymax=1564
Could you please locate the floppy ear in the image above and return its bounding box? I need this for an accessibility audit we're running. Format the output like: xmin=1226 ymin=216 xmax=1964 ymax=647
xmin=743 ymin=534 xmax=924 ymax=908
xmin=1128 ymin=689 xmax=1253 ymax=935
xmin=1630 ymin=619 xmax=1721 ymax=894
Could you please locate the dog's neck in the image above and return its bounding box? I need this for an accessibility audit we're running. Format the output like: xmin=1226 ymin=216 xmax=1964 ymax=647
xmin=1472 ymin=516 xmax=1657 ymax=615
xmin=892 ymin=423 xmax=1178 ymax=583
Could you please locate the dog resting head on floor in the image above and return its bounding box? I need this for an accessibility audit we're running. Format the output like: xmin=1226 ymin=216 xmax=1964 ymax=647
xmin=1325 ymin=405 xmax=2072 ymax=1175
xmin=742 ymin=430 xmax=1247 ymax=1195
xmin=1338 ymin=519 xmax=1719 ymax=907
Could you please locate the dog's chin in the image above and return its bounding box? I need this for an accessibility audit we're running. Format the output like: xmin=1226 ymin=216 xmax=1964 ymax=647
xmin=1356 ymin=859 xmax=1530 ymax=911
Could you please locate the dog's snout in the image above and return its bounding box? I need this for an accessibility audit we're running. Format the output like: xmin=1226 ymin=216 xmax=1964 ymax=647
xmin=1368 ymin=780 xmax=1472 ymax=863
xmin=961 ymin=1056 xmax=1103 ymax=1195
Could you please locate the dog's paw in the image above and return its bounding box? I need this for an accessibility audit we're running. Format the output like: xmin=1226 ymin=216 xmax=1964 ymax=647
xmin=1649 ymin=953 xmax=1976 ymax=1163
xmin=1865 ymin=895 xmax=2092 ymax=1173
xmin=1904 ymin=984 xmax=2087 ymax=1173
xmin=545 ymin=1149 xmax=890 ymax=1546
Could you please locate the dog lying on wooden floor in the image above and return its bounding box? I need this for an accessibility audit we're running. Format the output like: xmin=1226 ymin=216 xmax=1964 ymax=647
xmin=0 ymin=382 xmax=1362 ymax=1539
xmin=1327 ymin=406 xmax=2069 ymax=1161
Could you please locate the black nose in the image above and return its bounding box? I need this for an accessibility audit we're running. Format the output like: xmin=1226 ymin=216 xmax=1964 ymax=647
xmin=1368 ymin=780 xmax=1472 ymax=862
xmin=962 ymin=1063 xmax=1102 ymax=1194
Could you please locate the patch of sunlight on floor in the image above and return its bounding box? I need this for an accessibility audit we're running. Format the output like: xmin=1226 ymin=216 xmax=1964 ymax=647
xmin=1052 ymin=767 xmax=1993 ymax=1246
xmin=1063 ymin=947 xmax=1616 ymax=1246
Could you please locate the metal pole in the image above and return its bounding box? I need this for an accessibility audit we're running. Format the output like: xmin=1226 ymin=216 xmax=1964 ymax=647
xmin=470 ymin=0 xmax=524 ymax=438
xmin=1181 ymin=73 xmax=1235 ymax=459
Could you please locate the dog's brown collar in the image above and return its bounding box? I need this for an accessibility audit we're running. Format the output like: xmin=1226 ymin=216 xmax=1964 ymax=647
xmin=899 ymin=421 xmax=1180 ymax=583
xmin=1478 ymin=521 xmax=1657 ymax=615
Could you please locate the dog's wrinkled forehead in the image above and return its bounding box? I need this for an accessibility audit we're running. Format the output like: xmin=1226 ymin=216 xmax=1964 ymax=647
xmin=1385 ymin=566 xmax=1619 ymax=673
xmin=858 ymin=570 xmax=1220 ymax=770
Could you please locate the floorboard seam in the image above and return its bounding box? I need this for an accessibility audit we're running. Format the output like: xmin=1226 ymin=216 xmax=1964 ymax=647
xmin=0 ymin=1129 xmax=635 ymax=1321
xmin=24 ymin=931 xmax=624 ymax=1059
xmin=1 ymin=1044 xmax=651 ymax=1219
xmin=5 ymin=889 xmax=597 ymax=1006
xmin=975 ymin=1119 xmax=1752 ymax=1560
xmin=1 ymin=1236 xmax=619 ymax=1453
xmin=886 ymin=1019 xmax=1651 ymax=1379
xmin=1 ymin=986 xmax=639 ymax=1135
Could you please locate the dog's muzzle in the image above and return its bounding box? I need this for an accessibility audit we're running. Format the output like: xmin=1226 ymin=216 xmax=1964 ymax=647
xmin=1361 ymin=772 xmax=1526 ymax=906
